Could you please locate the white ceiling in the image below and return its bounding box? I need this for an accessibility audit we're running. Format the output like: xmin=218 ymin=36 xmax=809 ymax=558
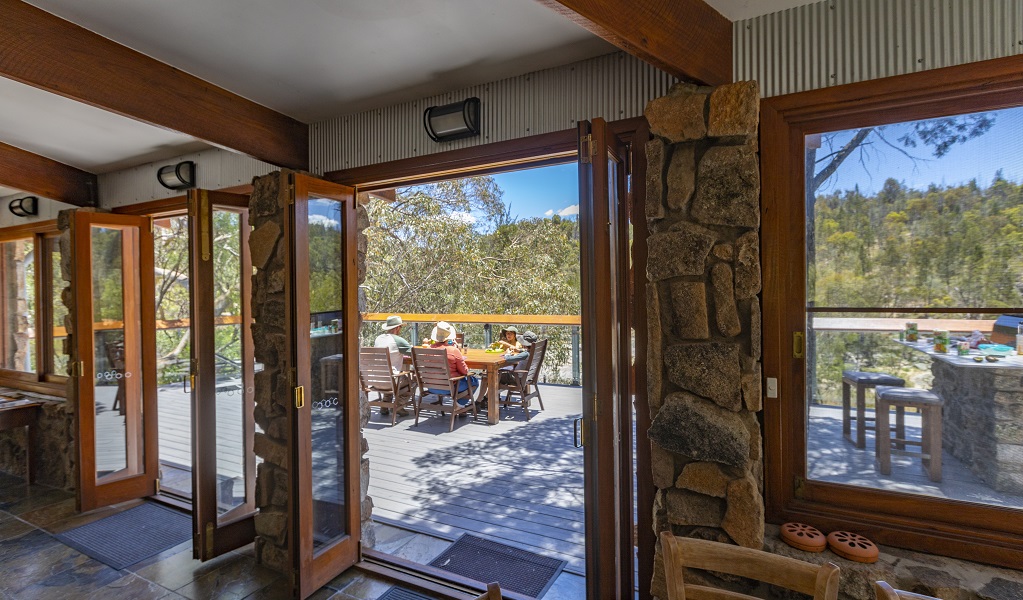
xmin=706 ymin=0 xmax=815 ymax=21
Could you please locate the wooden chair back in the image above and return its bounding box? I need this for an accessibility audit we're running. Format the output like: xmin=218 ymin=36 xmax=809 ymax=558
xmin=875 ymin=581 xmax=940 ymax=600
xmin=411 ymin=347 xmax=455 ymax=394
xmin=660 ymin=533 xmax=840 ymax=600
xmin=523 ymin=338 xmax=548 ymax=384
xmin=472 ymin=582 xmax=502 ymax=599
xmin=359 ymin=347 xmax=397 ymax=394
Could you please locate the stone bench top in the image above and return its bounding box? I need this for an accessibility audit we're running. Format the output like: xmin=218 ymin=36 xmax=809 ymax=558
xmin=842 ymin=371 xmax=905 ymax=386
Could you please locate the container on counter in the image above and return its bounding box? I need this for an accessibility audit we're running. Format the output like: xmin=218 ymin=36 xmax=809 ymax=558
xmin=934 ymin=330 xmax=950 ymax=353
xmin=905 ymin=322 xmax=919 ymax=342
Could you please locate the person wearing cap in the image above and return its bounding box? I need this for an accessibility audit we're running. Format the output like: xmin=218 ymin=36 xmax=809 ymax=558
xmin=498 ymin=330 xmax=538 ymax=385
xmin=497 ymin=326 xmax=523 ymax=352
xmin=374 ymin=315 xmax=413 ymax=416
xmin=428 ymin=321 xmax=478 ymax=405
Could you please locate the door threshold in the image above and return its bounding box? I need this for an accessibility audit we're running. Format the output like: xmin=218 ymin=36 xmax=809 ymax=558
xmin=149 ymin=492 xmax=192 ymax=512
xmin=358 ymin=549 xmax=535 ymax=600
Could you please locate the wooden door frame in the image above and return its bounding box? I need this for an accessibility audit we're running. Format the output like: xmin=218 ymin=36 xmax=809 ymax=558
xmin=325 ymin=119 xmax=652 ymax=599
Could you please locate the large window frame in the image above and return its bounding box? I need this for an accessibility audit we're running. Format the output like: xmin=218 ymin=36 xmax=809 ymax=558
xmin=0 ymin=221 xmax=66 ymax=395
xmin=761 ymin=55 xmax=1023 ymax=568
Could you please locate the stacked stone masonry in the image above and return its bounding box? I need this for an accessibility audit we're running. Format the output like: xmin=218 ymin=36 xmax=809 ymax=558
xmin=643 ymin=81 xmax=765 ymax=599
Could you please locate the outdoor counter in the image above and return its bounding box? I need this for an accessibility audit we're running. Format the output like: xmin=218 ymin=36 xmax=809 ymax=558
xmin=899 ymin=340 xmax=1023 ymax=494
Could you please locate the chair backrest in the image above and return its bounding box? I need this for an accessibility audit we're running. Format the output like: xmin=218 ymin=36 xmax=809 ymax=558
xmin=660 ymin=533 xmax=840 ymax=600
xmin=524 ymin=338 xmax=548 ymax=384
xmin=472 ymin=582 xmax=502 ymax=600
xmin=875 ymin=581 xmax=940 ymax=600
xmin=359 ymin=347 xmax=396 ymax=392
xmin=411 ymin=347 xmax=454 ymax=395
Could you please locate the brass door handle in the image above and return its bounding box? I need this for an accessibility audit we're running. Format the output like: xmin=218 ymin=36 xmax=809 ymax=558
xmin=294 ymin=386 xmax=305 ymax=409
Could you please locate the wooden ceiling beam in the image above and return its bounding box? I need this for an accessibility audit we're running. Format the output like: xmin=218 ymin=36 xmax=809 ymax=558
xmin=0 ymin=0 xmax=308 ymax=170
xmin=538 ymin=0 xmax=732 ymax=86
xmin=0 ymin=141 xmax=97 ymax=207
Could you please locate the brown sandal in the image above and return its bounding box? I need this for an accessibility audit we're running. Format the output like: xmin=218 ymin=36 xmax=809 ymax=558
xmin=780 ymin=522 xmax=827 ymax=552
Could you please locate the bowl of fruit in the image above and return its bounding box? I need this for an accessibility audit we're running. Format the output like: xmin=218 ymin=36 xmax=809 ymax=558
xmin=485 ymin=342 xmax=504 ymax=353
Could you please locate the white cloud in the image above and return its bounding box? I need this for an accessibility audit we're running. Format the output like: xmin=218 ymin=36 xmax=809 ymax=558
xmin=450 ymin=210 xmax=477 ymax=224
xmin=308 ymin=214 xmax=340 ymax=229
xmin=544 ymin=209 xmax=554 ymax=217
xmin=558 ymin=204 xmax=579 ymax=217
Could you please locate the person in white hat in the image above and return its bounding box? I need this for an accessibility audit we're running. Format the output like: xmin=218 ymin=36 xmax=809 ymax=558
xmin=374 ymin=315 xmax=412 ymax=416
xmin=428 ymin=321 xmax=478 ymax=405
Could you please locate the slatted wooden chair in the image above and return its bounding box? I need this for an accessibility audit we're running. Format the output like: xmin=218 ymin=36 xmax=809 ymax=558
xmin=411 ymin=347 xmax=477 ymax=432
xmin=358 ymin=347 xmax=414 ymax=426
xmin=660 ymin=532 xmax=841 ymax=600
xmin=498 ymin=338 xmax=547 ymax=420
xmin=875 ymin=581 xmax=940 ymax=600
xmin=472 ymin=582 xmax=502 ymax=600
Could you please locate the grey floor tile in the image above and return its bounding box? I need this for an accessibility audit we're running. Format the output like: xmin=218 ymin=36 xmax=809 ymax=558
xmin=13 ymin=557 xmax=122 ymax=600
xmin=84 ymin=573 xmax=181 ymax=600
xmin=174 ymin=555 xmax=280 ymax=600
xmin=130 ymin=544 xmax=242 ymax=592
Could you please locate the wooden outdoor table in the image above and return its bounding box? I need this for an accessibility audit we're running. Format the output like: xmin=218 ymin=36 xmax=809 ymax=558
xmin=0 ymin=399 xmax=41 ymax=483
xmin=462 ymin=348 xmax=511 ymax=425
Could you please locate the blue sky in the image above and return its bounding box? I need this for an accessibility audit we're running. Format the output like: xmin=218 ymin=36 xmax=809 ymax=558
xmin=491 ymin=162 xmax=578 ymax=220
xmin=816 ymin=106 xmax=1023 ymax=196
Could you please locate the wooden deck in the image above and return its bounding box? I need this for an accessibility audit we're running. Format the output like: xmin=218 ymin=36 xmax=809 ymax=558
xmin=363 ymin=384 xmax=586 ymax=575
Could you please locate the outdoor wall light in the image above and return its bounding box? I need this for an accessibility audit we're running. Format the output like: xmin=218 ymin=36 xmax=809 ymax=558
xmin=8 ymin=196 xmax=38 ymax=217
xmin=157 ymin=160 xmax=196 ymax=190
xmin=424 ymin=97 xmax=481 ymax=142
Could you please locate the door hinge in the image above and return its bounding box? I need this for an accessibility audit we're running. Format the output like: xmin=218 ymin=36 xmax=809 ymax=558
xmin=205 ymin=522 xmax=214 ymax=557
xmin=148 ymin=216 xmax=154 ymax=234
xmin=793 ymin=332 xmax=805 ymax=359
xmin=294 ymin=385 xmax=305 ymax=409
xmin=580 ymin=134 xmax=593 ymax=164
xmin=71 ymin=360 xmax=84 ymax=377
xmin=199 ymin=190 xmax=211 ymax=262
xmin=155 ymin=478 xmax=161 ymax=494
xmin=794 ymin=475 xmax=806 ymax=499
xmin=287 ymin=173 xmax=296 ymax=205
xmin=591 ymin=395 xmax=598 ymax=419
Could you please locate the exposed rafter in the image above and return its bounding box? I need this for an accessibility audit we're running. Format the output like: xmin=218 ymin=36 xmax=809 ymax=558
xmin=0 ymin=141 xmax=97 ymax=207
xmin=0 ymin=0 xmax=308 ymax=170
xmin=537 ymin=0 xmax=732 ymax=86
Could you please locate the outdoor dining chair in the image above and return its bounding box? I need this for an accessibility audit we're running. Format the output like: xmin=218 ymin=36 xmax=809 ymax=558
xmin=410 ymin=347 xmax=478 ymax=432
xmin=659 ymin=532 xmax=841 ymax=600
xmin=358 ymin=347 xmax=414 ymax=426
xmin=498 ymin=338 xmax=548 ymax=420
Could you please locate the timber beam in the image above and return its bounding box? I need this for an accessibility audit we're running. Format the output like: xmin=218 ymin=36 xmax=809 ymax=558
xmin=0 ymin=141 xmax=97 ymax=207
xmin=537 ymin=0 xmax=732 ymax=86
xmin=0 ymin=0 xmax=308 ymax=170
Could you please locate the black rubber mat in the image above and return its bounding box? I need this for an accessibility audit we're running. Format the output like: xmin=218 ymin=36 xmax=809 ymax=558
xmin=429 ymin=534 xmax=566 ymax=598
xmin=55 ymin=502 xmax=191 ymax=569
xmin=377 ymin=587 xmax=436 ymax=600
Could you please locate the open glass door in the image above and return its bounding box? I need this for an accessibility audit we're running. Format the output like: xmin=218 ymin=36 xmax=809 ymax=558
xmin=578 ymin=118 xmax=632 ymax=599
xmin=188 ymin=190 xmax=257 ymax=559
xmin=289 ymin=173 xmax=361 ymax=597
xmin=73 ymin=212 xmax=157 ymax=512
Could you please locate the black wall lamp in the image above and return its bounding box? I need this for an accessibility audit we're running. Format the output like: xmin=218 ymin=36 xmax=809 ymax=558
xmin=8 ymin=196 xmax=38 ymax=218
xmin=424 ymin=97 xmax=481 ymax=142
xmin=157 ymin=160 xmax=196 ymax=190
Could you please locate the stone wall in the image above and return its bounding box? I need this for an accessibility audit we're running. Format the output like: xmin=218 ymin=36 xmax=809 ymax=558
xmin=249 ymin=171 xmax=373 ymax=574
xmin=642 ymin=81 xmax=764 ymax=599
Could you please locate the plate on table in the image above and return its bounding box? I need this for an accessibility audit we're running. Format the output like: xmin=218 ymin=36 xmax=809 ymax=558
xmin=978 ymin=344 xmax=1014 ymax=355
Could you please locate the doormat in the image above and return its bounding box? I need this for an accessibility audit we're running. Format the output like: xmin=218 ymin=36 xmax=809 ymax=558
xmin=55 ymin=501 xmax=191 ymax=570
xmin=377 ymin=588 xmax=435 ymax=600
xmin=429 ymin=534 xmax=566 ymax=599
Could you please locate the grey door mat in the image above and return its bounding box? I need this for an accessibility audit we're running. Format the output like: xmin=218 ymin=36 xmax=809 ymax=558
xmin=55 ymin=501 xmax=191 ymax=569
xmin=429 ymin=533 xmax=566 ymax=598
xmin=377 ymin=588 xmax=436 ymax=600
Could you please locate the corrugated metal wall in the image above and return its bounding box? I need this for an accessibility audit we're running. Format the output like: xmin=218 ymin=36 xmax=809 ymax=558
xmin=98 ymin=147 xmax=274 ymax=209
xmin=309 ymin=52 xmax=677 ymax=174
xmin=0 ymin=193 xmax=74 ymax=227
xmin=735 ymin=0 xmax=1023 ymax=97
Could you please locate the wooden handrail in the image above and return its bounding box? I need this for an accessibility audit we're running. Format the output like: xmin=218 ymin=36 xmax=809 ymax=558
xmin=51 ymin=314 xmax=243 ymax=338
xmin=362 ymin=312 xmax=582 ymax=326
xmin=813 ymin=317 xmax=995 ymax=333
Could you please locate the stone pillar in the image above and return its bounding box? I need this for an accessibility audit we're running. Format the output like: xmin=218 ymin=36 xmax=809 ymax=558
xmin=249 ymin=172 xmax=374 ymax=574
xmin=643 ymin=82 xmax=764 ymax=599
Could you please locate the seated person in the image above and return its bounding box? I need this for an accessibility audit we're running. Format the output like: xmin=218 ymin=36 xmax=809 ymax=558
xmin=496 ymin=326 xmax=523 ymax=352
xmin=373 ymin=315 xmax=413 ymax=416
xmin=499 ymin=330 xmax=538 ymax=384
xmin=428 ymin=321 xmax=478 ymax=406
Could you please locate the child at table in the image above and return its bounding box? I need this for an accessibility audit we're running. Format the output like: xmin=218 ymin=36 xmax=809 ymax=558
xmin=497 ymin=326 xmax=523 ymax=352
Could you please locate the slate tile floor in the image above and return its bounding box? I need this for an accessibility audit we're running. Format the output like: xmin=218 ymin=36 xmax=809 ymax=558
xmin=0 ymin=472 xmax=402 ymax=599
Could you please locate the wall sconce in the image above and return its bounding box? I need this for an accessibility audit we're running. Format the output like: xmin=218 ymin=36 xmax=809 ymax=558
xmin=424 ymin=97 xmax=480 ymax=142
xmin=157 ymin=160 xmax=196 ymax=190
xmin=8 ymin=196 xmax=38 ymax=217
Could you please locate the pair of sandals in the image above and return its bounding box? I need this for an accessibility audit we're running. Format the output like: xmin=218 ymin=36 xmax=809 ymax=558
xmin=780 ymin=523 xmax=879 ymax=563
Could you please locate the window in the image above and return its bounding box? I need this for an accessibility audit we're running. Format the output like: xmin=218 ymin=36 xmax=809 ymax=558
xmin=762 ymin=56 xmax=1023 ymax=568
xmin=0 ymin=223 xmax=66 ymax=391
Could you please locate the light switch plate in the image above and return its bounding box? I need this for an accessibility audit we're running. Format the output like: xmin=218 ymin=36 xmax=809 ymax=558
xmin=766 ymin=377 xmax=778 ymax=398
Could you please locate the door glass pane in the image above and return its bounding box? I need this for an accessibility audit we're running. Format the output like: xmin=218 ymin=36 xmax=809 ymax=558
xmin=154 ymin=216 xmax=192 ymax=496
xmin=0 ymin=238 xmax=35 ymax=372
xmin=92 ymin=225 xmax=143 ymax=481
xmin=49 ymin=237 xmax=68 ymax=376
xmin=307 ymin=197 xmax=347 ymax=551
xmin=804 ymin=107 xmax=1023 ymax=509
xmin=213 ymin=210 xmax=246 ymax=515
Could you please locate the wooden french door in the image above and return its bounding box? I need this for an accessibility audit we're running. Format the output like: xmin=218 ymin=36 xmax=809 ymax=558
xmin=188 ymin=190 xmax=257 ymax=559
xmin=578 ymin=118 xmax=634 ymax=599
xmin=73 ymin=212 xmax=158 ymax=512
xmin=287 ymin=173 xmax=361 ymax=598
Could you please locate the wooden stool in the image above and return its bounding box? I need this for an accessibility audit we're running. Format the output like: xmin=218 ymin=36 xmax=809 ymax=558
xmin=842 ymin=371 xmax=904 ymax=449
xmin=874 ymin=386 xmax=943 ymax=482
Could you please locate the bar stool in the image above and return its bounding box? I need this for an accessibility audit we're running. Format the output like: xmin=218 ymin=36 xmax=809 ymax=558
xmin=874 ymin=386 xmax=943 ymax=482
xmin=842 ymin=371 xmax=905 ymax=449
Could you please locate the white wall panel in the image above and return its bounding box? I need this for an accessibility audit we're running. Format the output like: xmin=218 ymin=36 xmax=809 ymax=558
xmin=309 ymin=52 xmax=677 ymax=173
xmin=735 ymin=0 xmax=1023 ymax=97
xmin=0 ymin=193 xmax=74 ymax=228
